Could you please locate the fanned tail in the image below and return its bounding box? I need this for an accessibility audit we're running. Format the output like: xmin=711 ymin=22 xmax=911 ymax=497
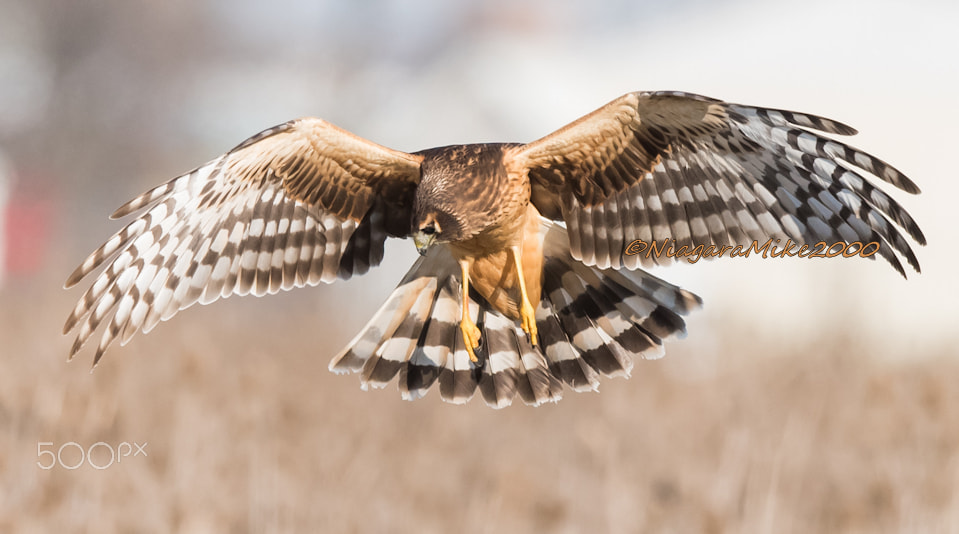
xmin=329 ymin=223 xmax=701 ymax=408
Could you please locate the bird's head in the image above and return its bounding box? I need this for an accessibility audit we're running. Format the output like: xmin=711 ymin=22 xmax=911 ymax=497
xmin=411 ymin=144 xmax=501 ymax=255
xmin=413 ymin=212 xmax=440 ymax=255
xmin=412 ymin=210 xmax=464 ymax=256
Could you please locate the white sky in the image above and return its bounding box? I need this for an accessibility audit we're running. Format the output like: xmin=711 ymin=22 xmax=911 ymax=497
xmin=142 ymin=0 xmax=959 ymax=358
xmin=4 ymin=0 xmax=955 ymax=359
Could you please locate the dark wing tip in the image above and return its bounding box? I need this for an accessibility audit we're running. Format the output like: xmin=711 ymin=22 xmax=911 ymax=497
xmin=897 ymin=176 xmax=922 ymax=196
xmin=68 ymin=336 xmax=84 ymax=361
xmin=62 ymin=316 xmax=76 ymax=335
xmin=64 ymin=266 xmax=86 ymax=289
xmin=820 ymin=119 xmax=858 ymax=136
xmin=109 ymin=204 xmax=132 ymax=220
xmin=683 ymin=289 xmax=705 ymax=312
xmin=91 ymin=348 xmax=106 ymax=369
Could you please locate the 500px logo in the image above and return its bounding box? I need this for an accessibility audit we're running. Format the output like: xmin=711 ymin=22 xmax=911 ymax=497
xmin=624 ymin=238 xmax=880 ymax=264
xmin=37 ymin=441 xmax=147 ymax=470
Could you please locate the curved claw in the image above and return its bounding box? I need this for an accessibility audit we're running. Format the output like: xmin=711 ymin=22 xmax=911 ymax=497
xmin=460 ymin=317 xmax=482 ymax=362
xmin=520 ymin=299 xmax=538 ymax=346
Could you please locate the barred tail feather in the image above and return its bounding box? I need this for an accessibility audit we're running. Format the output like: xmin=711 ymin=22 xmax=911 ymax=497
xmin=512 ymin=327 xmax=565 ymax=406
xmin=329 ymin=223 xmax=701 ymax=408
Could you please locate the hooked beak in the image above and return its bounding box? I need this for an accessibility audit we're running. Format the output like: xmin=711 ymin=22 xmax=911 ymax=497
xmin=413 ymin=231 xmax=436 ymax=256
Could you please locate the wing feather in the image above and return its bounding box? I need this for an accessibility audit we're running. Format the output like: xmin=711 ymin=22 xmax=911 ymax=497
xmin=513 ymin=91 xmax=923 ymax=275
xmin=65 ymin=118 xmax=422 ymax=365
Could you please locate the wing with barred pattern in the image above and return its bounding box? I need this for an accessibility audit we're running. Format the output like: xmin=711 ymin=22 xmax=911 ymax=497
xmin=514 ymin=91 xmax=924 ymax=275
xmin=64 ymin=118 xmax=422 ymax=366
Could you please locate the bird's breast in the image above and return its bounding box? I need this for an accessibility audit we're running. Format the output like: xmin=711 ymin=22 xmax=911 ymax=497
xmin=447 ymin=204 xmax=544 ymax=319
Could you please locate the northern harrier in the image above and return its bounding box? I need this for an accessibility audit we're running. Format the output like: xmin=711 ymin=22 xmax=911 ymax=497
xmin=64 ymin=91 xmax=924 ymax=408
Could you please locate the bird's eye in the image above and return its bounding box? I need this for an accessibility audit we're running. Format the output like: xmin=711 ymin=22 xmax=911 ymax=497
xmin=422 ymin=224 xmax=436 ymax=235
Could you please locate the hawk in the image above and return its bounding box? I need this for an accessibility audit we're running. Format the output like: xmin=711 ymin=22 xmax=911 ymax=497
xmin=64 ymin=91 xmax=924 ymax=408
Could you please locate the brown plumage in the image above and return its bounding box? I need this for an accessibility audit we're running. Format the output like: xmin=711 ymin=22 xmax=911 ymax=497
xmin=412 ymin=144 xmax=538 ymax=321
xmin=64 ymin=90 xmax=924 ymax=407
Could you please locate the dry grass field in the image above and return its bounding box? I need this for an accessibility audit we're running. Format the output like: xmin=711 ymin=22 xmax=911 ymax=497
xmin=2 ymin=265 xmax=957 ymax=533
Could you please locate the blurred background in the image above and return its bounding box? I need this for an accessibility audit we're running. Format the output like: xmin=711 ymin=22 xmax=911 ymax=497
xmin=2 ymin=0 xmax=957 ymax=532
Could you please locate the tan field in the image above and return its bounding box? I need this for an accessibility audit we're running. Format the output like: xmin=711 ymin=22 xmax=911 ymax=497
xmin=2 ymin=264 xmax=958 ymax=533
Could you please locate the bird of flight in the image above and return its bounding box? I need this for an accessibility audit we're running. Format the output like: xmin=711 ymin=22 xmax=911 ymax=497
xmin=64 ymin=91 xmax=924 ymax=408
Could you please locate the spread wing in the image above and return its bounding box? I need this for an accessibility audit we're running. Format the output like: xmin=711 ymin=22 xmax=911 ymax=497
xmin=64 ymin=118 xmax=423 ymax=365
xmin=511 ymin=91 xmax=924 ymax=274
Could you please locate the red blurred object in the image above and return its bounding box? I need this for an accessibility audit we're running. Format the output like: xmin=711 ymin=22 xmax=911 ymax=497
xmin=4 ymin=175 xmax=56 ymax=276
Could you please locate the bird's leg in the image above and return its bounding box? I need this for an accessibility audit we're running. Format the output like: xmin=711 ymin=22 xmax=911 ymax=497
xmin=459 ymin=260 xmax=482 ymax=362
xmin=509 ymin=246 xmax=538 ymax=346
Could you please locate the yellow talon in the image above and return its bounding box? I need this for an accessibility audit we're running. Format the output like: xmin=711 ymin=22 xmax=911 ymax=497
xmin=460 ymin=317 xmax=482 ymax=362
xmin=460 ymin=260 xmax=481 ymax=362
xmin=520 ymin=298 xmax=538 ymax=346
xmin=511 ymin=246 xmax=538 ymax=346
